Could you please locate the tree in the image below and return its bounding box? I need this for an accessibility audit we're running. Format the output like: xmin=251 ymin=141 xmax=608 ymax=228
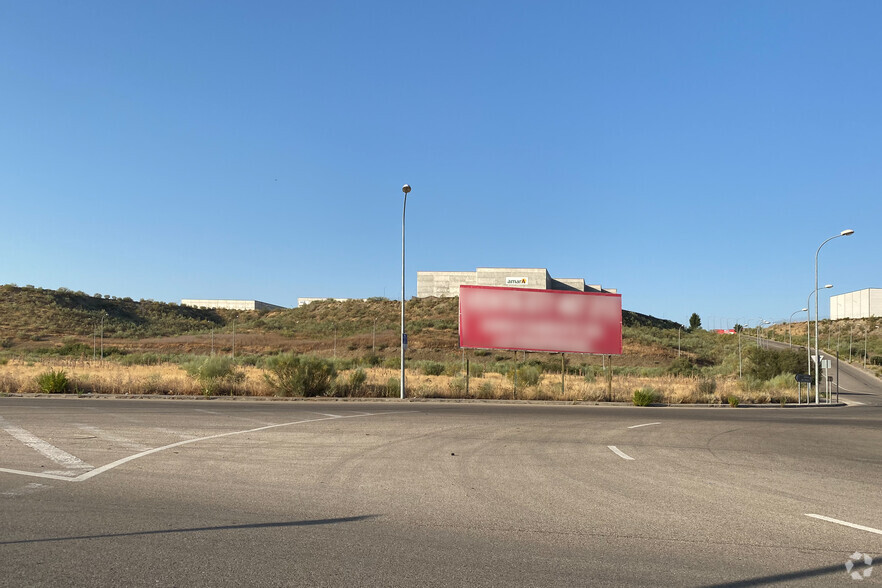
xmin=689 ymin=313 xmax=702 ymax=331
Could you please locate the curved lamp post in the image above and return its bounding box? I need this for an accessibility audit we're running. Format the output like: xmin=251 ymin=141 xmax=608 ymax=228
xmin=789 ymin=308 xmax=808 ymax=347
xmin=400 ymin=184 xmax=412 ymax=400
xmin=806 ymin=284 xmax=833 ymax=399
xmin=814 ymin=230 xmax=854 ymax=402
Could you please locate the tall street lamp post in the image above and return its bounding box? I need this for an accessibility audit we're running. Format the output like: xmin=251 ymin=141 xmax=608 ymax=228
xmin=814 ymin=230 xmax=854 ymax=402
xmin=807 ymin=285 xmax=833 ymax=379
xmin=789 ymin=308 xmax=808 ymax=347
xmin=400 ymin=184 xmax=412 ymax=400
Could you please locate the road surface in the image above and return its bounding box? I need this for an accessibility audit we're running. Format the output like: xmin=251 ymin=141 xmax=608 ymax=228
xmin=1 ymin=395 xmax=881 ymax=587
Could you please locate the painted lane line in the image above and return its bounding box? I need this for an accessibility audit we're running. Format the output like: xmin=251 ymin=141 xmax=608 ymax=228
xmin=627 ymin=422 xmax=662 ymax=429
xmin=152 ymin=428 xmax=198 ymax=439
xmin=840 ymin=398 xmax=866 ymax=406
xmin=75 ymin=425 xmax=152 ymax=451
xmin=805 ymin=514 xmax=882 ymax=536
xmin=0 ymin=467 xmax=83 ymax=481
xmin=607 ymin=446 xmax=635 ymax=461
xmin=0 ymin=416 xmax=93 ymax=471
xmin=72 ymin=412 xmax=380 ymax=482
xmin=313 ymin=413 xmax=343 ymax=418
xmin=193 ymin=408 xmax=221 ymax=415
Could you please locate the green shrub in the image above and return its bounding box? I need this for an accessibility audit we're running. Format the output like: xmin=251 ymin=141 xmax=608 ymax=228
xmin=348 ymin=368 xmax=367 ymax=391
xmin=728 ymin=395 xmax=740 ymax=407
xmin=386 ymin=377 xmax=400 ymax=396
xmin=184 ymin=356 xmax=242 ymax=396
xmin=420 ymin=361 xmax=445 ymax=376
xmin=632 ymin=388 xmax=657 ymax=406
xmin=476 ymin=381 xmax=495 ymax=399
xmin=506 ymin=365 xmax=541 ymax=387
xmin=448 ymin=377 xmax=466 ymax=395
xmin=264 ymin=354 xmax=337 ymax=397
xmin=667 ymin=356 xmax=694 ymax=377
xmin=37 ymin=369 xmax=70 ymax=393
xmin=695 ymin=377 xmax=717 ymax=397
xmin=469 ymin=363 xmax=485 ymax=378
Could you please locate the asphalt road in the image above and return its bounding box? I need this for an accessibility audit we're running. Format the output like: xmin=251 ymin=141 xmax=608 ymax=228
xmin=763 ymin=337 xmax=882 ymax=407
xmin=1 ymin=395 xmax=881 ymax=587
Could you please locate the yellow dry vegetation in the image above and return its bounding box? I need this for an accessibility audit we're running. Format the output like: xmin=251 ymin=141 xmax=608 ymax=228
xmin=1 ymin=359 xmax=800 ymax=404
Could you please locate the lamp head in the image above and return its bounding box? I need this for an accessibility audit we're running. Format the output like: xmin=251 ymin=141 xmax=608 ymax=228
xmin=801 ymin=307 xmax=808 ymax=311
xmin=824 ymin=284 xmax=833 ymax=289
xmin=402 ymin=184 xmax=411 ymax=194
xmin=841 ymin=229 xmax=854 ymax=236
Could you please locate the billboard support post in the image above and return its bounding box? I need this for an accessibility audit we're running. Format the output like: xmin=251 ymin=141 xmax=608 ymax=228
xmin=561 ymin=354 xmax=565 ymax=397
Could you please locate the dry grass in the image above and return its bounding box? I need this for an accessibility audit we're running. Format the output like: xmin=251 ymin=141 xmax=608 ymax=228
xmin=1 ymin=359 xmax=802 ymax=404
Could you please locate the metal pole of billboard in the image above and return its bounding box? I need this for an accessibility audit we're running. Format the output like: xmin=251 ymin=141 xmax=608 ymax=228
xmin=561 ymin=354 xmax=565 ymax=397
xmin=815 ymin=230 xmax=854 ymax=403
xmin=400 ymin=184 xmax=411 ymax=400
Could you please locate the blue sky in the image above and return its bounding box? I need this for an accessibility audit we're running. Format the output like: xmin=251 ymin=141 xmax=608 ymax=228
xmin=1 ymin=1 xmax=879 ymax=327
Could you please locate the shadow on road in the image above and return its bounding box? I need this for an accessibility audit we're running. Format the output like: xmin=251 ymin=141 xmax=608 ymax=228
xmin=0 ymin=514 xmax=380 ymax=545
xmin=703 ymin=561 xmax=850 ymax=587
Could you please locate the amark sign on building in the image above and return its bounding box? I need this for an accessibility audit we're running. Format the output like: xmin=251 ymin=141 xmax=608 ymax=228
xmin=459 ymin=285 xmax=622 ymax=355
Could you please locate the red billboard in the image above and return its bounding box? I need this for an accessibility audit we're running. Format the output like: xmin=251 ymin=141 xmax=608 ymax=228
xmin=459 ymin=285 xmax=622 ymax=355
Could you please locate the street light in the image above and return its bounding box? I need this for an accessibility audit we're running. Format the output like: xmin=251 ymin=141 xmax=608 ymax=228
xmin=755 ymin=319 xmax=770 ymax=347
xmin=789 ymin=308 xmax=808 ymax=347
xmin=400 ymin=184 xmax=412 ymax=400
xmin=814 ymin=229 xmax=854 ymax=402
xmin=806 ymin=284 xmax=833 ymax=396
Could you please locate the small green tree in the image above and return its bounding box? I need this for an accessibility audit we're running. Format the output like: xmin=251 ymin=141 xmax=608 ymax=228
xmin=689 ymin=313 xmax=702 ymax=331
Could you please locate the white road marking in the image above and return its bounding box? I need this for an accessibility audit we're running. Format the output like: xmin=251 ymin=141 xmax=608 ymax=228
xmin=0 ymin=467 xmax=83 ymax=481
xmin=840 ymin=398 xmax=866 ymax=406
xmin=607 ymin=446 xmax=635 ymax=460
xmin=71 ymin=412 xmax=381 ymax=482
xmin=805 ymin=514 xmax=882 ymax=536
xmin=627 ymin=422 xmax=662 ymax=429
xmin=0 ymin=410 xmax=405 ymax=483
xmin=152 ymin=428 xmax=197 ymax=439
xmin=75 ymin=425 xmax=152 ymax=451
xmin=0 ymin=416 xmax=93 ymax=471
xmin=313 ymin=413 xmax=342 ymax=418
xmin=193 ymin=408 xmax=275 ymax=425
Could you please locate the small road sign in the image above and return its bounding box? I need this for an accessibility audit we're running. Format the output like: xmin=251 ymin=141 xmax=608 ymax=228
xmin=795 ymin=374 xmax=813 ymax=383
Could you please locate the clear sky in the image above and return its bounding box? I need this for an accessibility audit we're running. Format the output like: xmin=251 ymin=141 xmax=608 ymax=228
xmin=1 ymin=1 xmax=879 ymax=327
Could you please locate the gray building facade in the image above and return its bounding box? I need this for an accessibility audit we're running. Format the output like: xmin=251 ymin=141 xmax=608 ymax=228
xmin=417 ymin=268 xmax=616 ymax=298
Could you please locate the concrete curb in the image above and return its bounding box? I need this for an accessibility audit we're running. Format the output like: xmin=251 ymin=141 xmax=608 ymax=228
xmin=0 ymin=392 xmax=848 ymax=408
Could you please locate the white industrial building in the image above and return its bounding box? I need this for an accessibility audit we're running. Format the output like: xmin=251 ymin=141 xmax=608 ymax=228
xmin=181 ymin=299 xmax=286 ymax=311
xmin=830 ymin=289 xmax=882 ymax=319
xmin=417 ymin=268 xmax=616 ymax=298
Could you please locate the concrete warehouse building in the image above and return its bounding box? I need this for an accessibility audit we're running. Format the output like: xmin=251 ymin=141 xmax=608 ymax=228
xmin=181 ymin=299 xmax=286 ymax=311
xmin=830 ymin=289 xmax=882 ymax=319
xmin=417 ymin=268 xmax=616 ymax=298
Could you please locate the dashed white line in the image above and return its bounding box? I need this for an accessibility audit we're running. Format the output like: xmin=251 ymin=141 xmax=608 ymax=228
xmin=607 ymin=446 xmax=635 ymax=460
xmin=627 ymin=422 xmax=662 ymax=429
xmin=805 ymin=514 xmax=882 ymax=536
xmin=0 ymin=416 xmax=93 ymax=471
